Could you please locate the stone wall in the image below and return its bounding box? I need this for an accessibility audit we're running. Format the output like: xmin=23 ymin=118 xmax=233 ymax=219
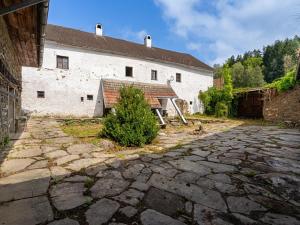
xmin=0 ymin=17 xmax=21 ymax=145
xmin=263 ymin=85 xmax=300 ymax=123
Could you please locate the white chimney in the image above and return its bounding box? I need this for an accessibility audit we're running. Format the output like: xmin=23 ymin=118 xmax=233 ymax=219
xmin=95 ymin=23 xmax=103 ymax=36
xmin=144 ymin=35 xmax=152 ymax=48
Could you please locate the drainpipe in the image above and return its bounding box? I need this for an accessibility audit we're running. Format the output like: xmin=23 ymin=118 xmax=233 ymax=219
xmin=171 ymin=98 xmax=188 ymax=125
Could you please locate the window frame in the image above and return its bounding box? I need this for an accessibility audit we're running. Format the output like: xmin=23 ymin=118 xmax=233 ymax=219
xmin=87 ymin=95 xmax=94 ymax=101
xmin=176 ymin=73 xmax=182 ymax=83
xmin=151 ymin=70 xmax=158 ymax=80
xmin=56 ymin=55 xmax=69 ymax=70
xmin=125 ymin=66 xmax=133 ymax=77
xmin=37 ymin=91 xmax=45 ymax=98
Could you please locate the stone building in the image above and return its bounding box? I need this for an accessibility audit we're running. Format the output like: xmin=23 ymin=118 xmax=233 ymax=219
xmin=0 ymin=0 xmax=49 ymax=145
xmin=22 ymin=24 xmax=214 ymax=120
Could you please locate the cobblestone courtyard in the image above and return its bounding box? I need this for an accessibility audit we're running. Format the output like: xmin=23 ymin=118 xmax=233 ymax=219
xmin=0 ymin=118 xmax=299 ymax=225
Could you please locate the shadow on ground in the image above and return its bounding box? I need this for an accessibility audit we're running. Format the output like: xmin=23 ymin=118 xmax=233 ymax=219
xmin=0 ymin=117 xmax=299 ymax=225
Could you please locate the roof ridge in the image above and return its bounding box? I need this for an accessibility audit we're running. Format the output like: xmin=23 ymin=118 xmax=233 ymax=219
xmin=46 ymin=24 xmax=214 ymax=71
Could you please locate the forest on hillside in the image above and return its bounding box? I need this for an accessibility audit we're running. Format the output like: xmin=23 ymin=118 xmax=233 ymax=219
xmin=214 ymin=36 xmax=300 ymax=88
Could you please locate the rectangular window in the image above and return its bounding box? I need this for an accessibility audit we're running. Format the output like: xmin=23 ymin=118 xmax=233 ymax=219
xmin=125 ymin=66 xmax=133 ymax=77
xmin=151 ymin=70 xmax=158 ymax=80
xmin=80 ymin=97 xmax=84 ymax=102
xmin=176 ymin=73 xmax=181 ymax=82
xmin=87 ymin=95 xmax=93 ymax=101
xmin=57 ymin=56 xmax=69 ymax=69
xmin=37 ymin=91 xmax=45 ymax=98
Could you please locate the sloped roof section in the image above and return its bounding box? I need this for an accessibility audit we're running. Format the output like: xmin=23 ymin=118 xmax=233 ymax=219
xmin=102 ymin=79 xmax=177 ymax=109
xmin=46 ymin=24 xmax=213 ymax=72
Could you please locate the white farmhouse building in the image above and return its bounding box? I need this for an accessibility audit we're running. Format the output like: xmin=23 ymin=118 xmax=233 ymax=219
xmin=22 ymin=24 xmax=213 ymax=120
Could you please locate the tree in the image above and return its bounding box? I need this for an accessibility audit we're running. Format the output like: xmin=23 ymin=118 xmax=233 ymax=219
xmin=102 ymin=86 xmax=159 ymax=147
xmin=231 ymin=62 xmax=245 ymax=88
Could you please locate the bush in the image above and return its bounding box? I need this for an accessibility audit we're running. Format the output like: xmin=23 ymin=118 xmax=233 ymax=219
xmin=215 ymin=102 xmax=228 ymax=117
xmin=265 ymin=69 xmax=297 ymax=92
xmin=102 ymin=86 xmax=159 ymax=147
xmin=199 ymin=64 xmax=233 ymax=117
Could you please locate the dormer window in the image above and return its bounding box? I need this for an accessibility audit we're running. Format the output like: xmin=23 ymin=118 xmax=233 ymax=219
xmin=57 ymin=56 xmax=69 ymax=69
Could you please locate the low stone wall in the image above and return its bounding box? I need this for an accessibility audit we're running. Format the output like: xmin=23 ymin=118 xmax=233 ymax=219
xmin=263 ymin=85 xmax=300 ymax=124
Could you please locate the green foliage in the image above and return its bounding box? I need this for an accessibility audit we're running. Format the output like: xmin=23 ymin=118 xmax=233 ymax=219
xmin=263 ymin=36 xmax=300 ymax=83
xmin=265 ymin=69 xmax=297 ymax=92
xmin=199 ymin=65 xmax=233 ymax=117
xmin=215 ymin=102 xmax=228 ymax=117
xmin=101 ymin=86 xmax=159 ymax=147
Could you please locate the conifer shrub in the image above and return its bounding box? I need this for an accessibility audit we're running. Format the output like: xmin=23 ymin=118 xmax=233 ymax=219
xmin=102 ymin=86 xmax=159 ymax=147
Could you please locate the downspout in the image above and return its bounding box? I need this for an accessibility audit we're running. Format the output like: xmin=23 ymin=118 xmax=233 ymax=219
xmin=171 ymin=98 xmax=188 ymax=125
xmin=38 ymin=0 xmax=49 ymax=67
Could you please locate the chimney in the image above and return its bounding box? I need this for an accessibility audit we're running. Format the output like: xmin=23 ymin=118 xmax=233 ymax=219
xmin=95 ymin=23 xmax=103 ymax=36
xmin=144 ymin=35 xmax=152 ymax=48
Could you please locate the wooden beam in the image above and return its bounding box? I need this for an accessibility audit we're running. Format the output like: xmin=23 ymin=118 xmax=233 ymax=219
xmin=0 ymin=0 xmax=47 ymax=16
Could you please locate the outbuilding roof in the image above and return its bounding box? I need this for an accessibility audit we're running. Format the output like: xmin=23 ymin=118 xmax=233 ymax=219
xmin=102 ymin=79 xmax=177 ymax=109
xmin=45 ymin=24 xmax=213 ymax=72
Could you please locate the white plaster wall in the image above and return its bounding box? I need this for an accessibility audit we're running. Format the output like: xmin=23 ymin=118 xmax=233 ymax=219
xmin=22 ymin=41 xmax=213 ymax=117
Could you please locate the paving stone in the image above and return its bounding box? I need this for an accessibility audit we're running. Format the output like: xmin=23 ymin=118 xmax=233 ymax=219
xmin=48 ymin=218 xmax=80 ymax=225
xmin=185 ymin=201 xmax=193 ymax=215
xmin=140 ymin=209 xmax=187 ymax=225
xmin=54 ymin=155 xmax=80 ymax=166
xmin=119 ymin=206 xmax=138 ymax=218
xmin=9 ymin=147 xmax=43 ymax=158
xmin=150 ymin=165 xmax=179 ymax=177
xmin=197 ymin=161 xmax=237 ymax=173
xmin=148 ymin=174 xmax=227 ymax=212
xmin=28 ymin=159 xmax=48 ymax=169
xmin=0 ymin=168 xmax=50 ymax=203
xmin=191 ymin=149 xmax=211 ymax=157
xmin=144 ymin=187 xmax=185 ymax=216
xmin=0 ymin=196 xmax=53 ymax=225
xmin=227 ymin=196 xmax=266 ymax=215
xmin=85 ymin=198 xmax=120 ymax=225
xmin=67 ymin=143 xmax=96 ymax=154
xmin=131 ymin=181 xmax=150 ymax=191
xmin=45 ymin=150 xmax=68 ymax=159
xmin=0 ymin=158 xmax=35 ymax=175
xmin=66 ymin=158 xmax=106 ymax=171
xmin=91 ymin=178 xmax=130 ymax=198
xmin=64 ymin=175 xmax=92 ymax=183
xmin=207 ymin=173 xmax=231 ymax=184
xmin=50 ymin=182 xmax=92 ymax=211
xmin=175 ymin=172 xmax=200 ymax=183
xmin=122 ymin=163 xmax=145 ymax=179
xmin=232 ymin=213 xmax=258 ymax=225
xmin=260 ymin=212 xmax=300 ymax=225
xmin=169 ymin=159 xmax=211 ymax=176
xmin=215 ymin=182 xmax=237 ymax=193
xmin=50 ymin=166 xmax=70 ymax=181
xmin=113 ymin=188 xmax=144 ymax=206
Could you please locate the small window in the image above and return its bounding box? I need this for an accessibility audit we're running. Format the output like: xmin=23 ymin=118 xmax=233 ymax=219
xmin=125 ymin=66 xmax=133 ymax=77
xmin=80 ymin=97 xmax=84 ymax=102
xmin=151 ymin=70 xmax=157 ymax=80
xmin=190 ymin=101 xmax=193 ymax=105
xmin=87 ymin=95 xmax=93 ymax=101
xmin=57 ymin=56 xmax=69 ymax=69
xmin=37 ymin=91 xmax=45 ymax=98
xmin=176 ymin=73 xmax=181 ymax=82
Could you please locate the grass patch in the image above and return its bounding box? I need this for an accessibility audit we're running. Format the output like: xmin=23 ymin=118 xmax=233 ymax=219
xmin=61 ymin=119 xmax=103 ymax=145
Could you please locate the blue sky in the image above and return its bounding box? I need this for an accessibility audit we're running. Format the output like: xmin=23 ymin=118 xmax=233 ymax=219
xmin=48 ymin=0 xmax=300 ymax=66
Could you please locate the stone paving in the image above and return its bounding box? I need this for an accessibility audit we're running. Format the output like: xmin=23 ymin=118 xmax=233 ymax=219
xmin=0 ymin=118 xmax=300 ymax=225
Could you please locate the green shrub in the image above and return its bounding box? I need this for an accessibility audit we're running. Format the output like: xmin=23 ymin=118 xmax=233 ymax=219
xmin=101 ymin=86 xmax=159 ymax=147
xmin=199 ymin=64 xmax=233 ymax=117
xmin=265 ymin=69 xmax=297 ymax=92
xmin=215 ymin=102 xmax=228 ymax=117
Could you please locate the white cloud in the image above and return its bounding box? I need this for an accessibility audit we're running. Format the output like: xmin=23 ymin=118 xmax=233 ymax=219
xmin=154 ymin=0 xmax=300 ymax=65
xmin=121 ymin=28 xmax=148 ymax=44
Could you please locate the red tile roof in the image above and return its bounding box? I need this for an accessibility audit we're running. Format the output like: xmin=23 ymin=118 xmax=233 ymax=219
xmin=102 ymin=79 xmax=177 ymax=109
xmin=46 ymin=24 xmax=213 ymax=72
